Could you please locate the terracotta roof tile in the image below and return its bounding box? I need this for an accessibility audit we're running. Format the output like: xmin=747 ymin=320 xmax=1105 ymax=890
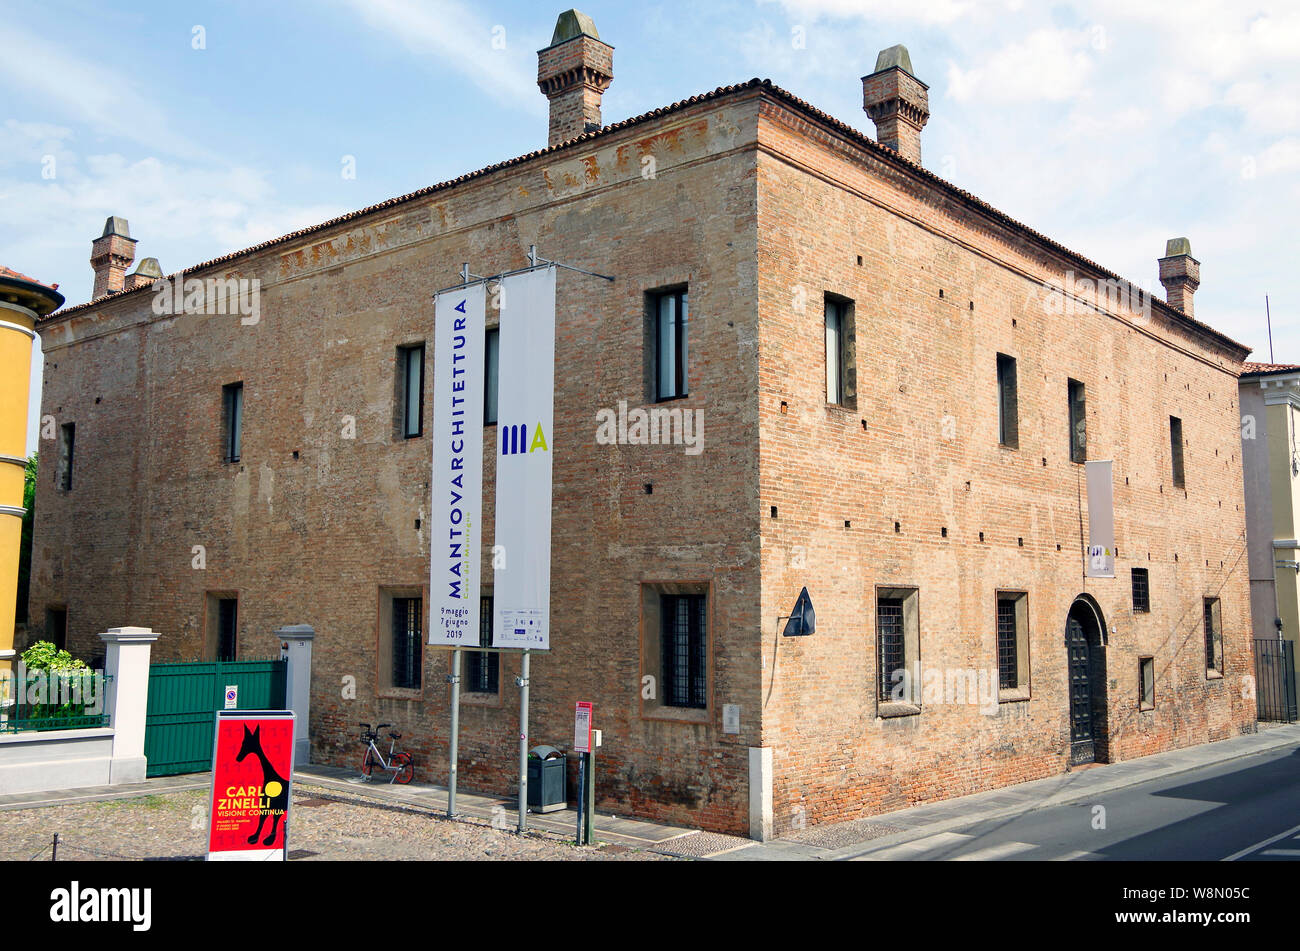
xmin=1241 ymin=362 xmax=1300 ymax=376
xmin=0 ymin=265 xmax=57 ymax=290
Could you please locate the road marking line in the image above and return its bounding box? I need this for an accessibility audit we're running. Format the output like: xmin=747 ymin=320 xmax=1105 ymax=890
xmin=949 ymin=841 xmax=1039 ymax=861
xmin=1050 ymin=849 xmax=1102 ymax=861
xmin=1260 ymin=848 xmax=1300 ymax=857
xmin=852 ymin=832 xmax=971 ymax=861
xmin=1223 ymin=820 xmax=1300 ymax=861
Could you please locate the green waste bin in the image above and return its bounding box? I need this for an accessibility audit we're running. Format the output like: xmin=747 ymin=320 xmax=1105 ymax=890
xmin=528 ymin=745 xmax=567 ymax=813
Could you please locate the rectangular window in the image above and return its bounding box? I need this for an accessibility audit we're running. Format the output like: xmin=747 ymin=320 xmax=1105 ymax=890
xmin=996 ymin=591 xmax=1030 ymax=695
xmin=876 ymin=587 xmax=920 ymax=710
xmin=997 ymin=598 xmax=1017 ymax=689
xmin=222 ymin=383 xmax=243 ymax=463
xmin=204 ymin=593 xmax=238 ymax=661
xmin=1131 ymin=568 xmax=1150 ymax=613
xmin=57 ymin=423 xmax=75 ymax=490
xmin=44 ymin=607 xmax=67 ymax=652
xmin=1204 ymin=597 xmax=1223 ymax=677
xmin=877 ymin=598 xmax=905 ymax=699
xmin=661 ymin=593 xmax=707 ymax=708
xmin=398 ymin=345 xmax=425 ymax=439
xmin=392 ymin=596 xmax=423 ymax=690
xmin=826 ymin=297 xmax=844 ymax=404
xmin=1170 ymin=416 xmax=1184 ymax=488
xmin=217 ymin=598 xmax=238 ymax=662
xmin=1068 ymin=378 xmax=1087 ymax=463
xmin=653 ymin=288 xmax=689 ymax=402
xmin=996 ymin=354 xmax=1018 ymax=448
xmin=465 ymin=594 xmax=499 ymax=694
xmin=1139 ymin=656 xmax=1155 ymax=710
xmin=484 ymin=328 xmax=500 ymax=426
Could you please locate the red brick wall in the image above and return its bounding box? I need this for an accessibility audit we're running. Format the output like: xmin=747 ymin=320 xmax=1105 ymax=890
xmin=32 ymin=96 xmax=764 ymax=834
xmin=755 ymin=101 xmax=1253 ymax=833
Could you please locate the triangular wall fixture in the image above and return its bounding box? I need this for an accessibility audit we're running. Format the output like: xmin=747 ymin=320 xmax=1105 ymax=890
xmin=782 ymin=587 xmax=815 ymax=637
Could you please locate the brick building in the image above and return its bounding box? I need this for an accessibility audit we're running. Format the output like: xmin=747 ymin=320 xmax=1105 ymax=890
xmin=29 ymin=11 xmax=1255 ymax=836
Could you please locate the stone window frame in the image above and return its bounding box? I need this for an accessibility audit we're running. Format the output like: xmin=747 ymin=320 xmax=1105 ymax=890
xmin=824 ymin=292 xmax=858 ymax=410
xmin=996 ymin=590 xmax=1031 ymax=703
xmin=639 ymin=580 xmax=712 ymax=725
xmin=644 ymin=284 xmax=690 ymax=405
xmin=221 ymin=382 xmax=243 ymax=464
xmin=996 ymin=353 xmax=1018 ymax=449
xmin=875 ymin=585 xmax=921 ymax=718
xmin=1203 ymin=596 xmax=1224 ymax=679
xmin=203 ymin=590 xmax=240 ymax=662
xmin=1170 ymin=415 xmax=1185 ymax=488
xmin=57 ymin=421 xmax=76 ymax=490
xmin=461 ymin=590 xmax=502 ymax=706
xmin=1138 ymin=655 xmax=1156 ymax=711
xmin=394 ymin=343 xmax=425 ymax=440
xmin=376 ymin=584 xmax=427 ymax=701
xmin=1067 ymin=378 xmax=1087 ymax=464
xmin=1131 ymin=567 xmax=1151 ymax=613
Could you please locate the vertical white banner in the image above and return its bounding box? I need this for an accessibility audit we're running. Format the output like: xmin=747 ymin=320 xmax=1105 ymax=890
xmin=430 ymin=283 xmax=486 ymax=645
xmin=1085 ymin=459 xmax=1115 ymax=579
xmin=493 ymin=267 xmax=556 ymax=649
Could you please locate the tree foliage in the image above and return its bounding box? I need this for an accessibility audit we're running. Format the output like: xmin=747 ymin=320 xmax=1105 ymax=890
xmin=16 ymin=452 xmax=35 ymax=624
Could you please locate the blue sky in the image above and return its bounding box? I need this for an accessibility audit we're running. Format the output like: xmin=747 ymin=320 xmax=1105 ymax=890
xmin=5 ymin=0 xmax=1298 ymax=454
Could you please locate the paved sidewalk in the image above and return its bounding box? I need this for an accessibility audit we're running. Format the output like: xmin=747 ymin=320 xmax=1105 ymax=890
xmin=713 ymin=723 xmax=1300 ymax=861
xmin=292 ymin=763 xmax=730 ymax=853
xmin=0 ymin=773 xmax=209 ymax=811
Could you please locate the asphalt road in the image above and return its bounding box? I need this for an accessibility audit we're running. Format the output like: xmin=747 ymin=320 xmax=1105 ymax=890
xmin=852 ymin=742 xmax=1300 ymax=861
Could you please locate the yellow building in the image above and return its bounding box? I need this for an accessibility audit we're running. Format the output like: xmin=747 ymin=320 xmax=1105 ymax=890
xmin=0 ymin=267 xmax=63 ymax=669
xmin=1240 ymin=361 xmax=1300 ymax=719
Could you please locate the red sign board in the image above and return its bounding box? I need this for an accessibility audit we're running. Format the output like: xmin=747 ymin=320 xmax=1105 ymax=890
xmin=207 ymin=710 xmax=296 ymax=861
xmin=574 ymin=702 xmax=593 ymax=753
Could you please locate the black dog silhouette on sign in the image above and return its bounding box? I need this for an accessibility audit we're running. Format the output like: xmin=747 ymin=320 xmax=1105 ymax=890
xmin=235 ymin=724 xmax=289 ymax=846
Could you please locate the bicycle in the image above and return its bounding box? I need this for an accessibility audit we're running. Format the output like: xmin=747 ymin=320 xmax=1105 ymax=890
xmin=359 ymin=722 xmax=414 ymax=784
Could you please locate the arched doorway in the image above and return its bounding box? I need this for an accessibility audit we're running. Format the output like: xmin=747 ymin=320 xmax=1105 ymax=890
xmin=1065 ymin=596 xmax=1108 ymax=765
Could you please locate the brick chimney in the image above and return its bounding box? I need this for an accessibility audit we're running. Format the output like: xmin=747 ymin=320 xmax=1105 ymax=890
xmin=90 ymin=216 xmax=137 ymax=298
xmin=862 ymin=45 xmax=929 ymax=166
xmin=124 ymin=257 xmax=163 ymax=291
xmin=537 ymin=9 xmax=613 ymax=147
xmin=1158 ymin=237 xmax=1200 ymax=317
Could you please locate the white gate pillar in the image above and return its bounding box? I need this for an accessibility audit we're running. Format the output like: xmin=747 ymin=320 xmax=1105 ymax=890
xmin=99 ymin=626 xmax=159 ymax=784
xmin=276 ymin=624 xmax=314 ymax=766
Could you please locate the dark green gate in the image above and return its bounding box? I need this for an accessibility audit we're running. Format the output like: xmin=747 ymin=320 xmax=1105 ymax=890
xmin=144 ymin=660 xmax=287 ymax=777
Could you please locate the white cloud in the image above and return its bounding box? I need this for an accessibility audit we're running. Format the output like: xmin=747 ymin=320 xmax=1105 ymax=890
xmin=763 ymin=0 xmax=977 ymax=25
xmin=0 ymin=124 xmax=348 ymax=306
xmin=332 ymin=0 xmax=544 ymax=114
xmin=947 ymin=28 xmax=1096 ymax=104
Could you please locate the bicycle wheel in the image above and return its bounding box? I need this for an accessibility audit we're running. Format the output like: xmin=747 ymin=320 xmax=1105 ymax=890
xmin=392 ymin=752 xmax=414 ymax=785
xmin=361 ymin=748 xmax=376 ymax=779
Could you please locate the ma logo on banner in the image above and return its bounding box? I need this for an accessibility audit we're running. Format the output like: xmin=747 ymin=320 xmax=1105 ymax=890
xmin=501 ymin=423 xmax=549 ymax=456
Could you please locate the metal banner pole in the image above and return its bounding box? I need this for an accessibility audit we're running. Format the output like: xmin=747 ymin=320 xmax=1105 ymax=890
xmin=585 ymin=750 xmax=595 ymax=845
xmin=447 ymin=649 xmax=461 ymax=818
xmin=517 ymin=649 xmax=531 ymax=833
xmin=575 ymin=752 xmax=585 ymax=844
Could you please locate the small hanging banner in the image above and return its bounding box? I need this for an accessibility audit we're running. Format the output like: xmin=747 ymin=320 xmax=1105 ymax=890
xmin=1085 ymin=460 xmax=1115 ymax=578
